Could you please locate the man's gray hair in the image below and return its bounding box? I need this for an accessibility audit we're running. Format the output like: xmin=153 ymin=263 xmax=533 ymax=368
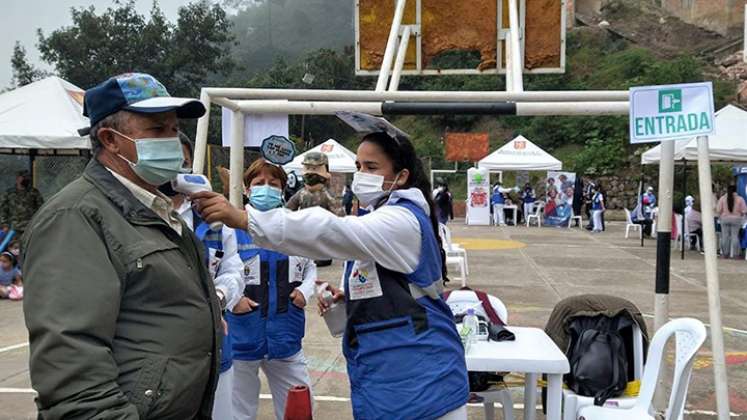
xmin=89 ymin=111 xmax=130 ymax=154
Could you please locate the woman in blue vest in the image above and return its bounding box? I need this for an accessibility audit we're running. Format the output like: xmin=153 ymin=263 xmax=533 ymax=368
xmin=228 ymin=159 xmax=317 ymax=420
xmin=194 ymin=126 xmax=470 ymax=420
xmin=521 ymin=182 xmax=535 ymax=224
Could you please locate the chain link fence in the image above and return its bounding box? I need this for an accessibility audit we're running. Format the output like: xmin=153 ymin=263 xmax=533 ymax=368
xmin=0 ymin=154 xmax=89 ymax=199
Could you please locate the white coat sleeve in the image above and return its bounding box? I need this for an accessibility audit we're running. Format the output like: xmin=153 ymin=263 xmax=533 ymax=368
xmin=246 ymin=205 xmax=422 ymax=274
xmin=296 ymin=258 xmax=317 ymax=304
xmin=214 ymin=227 xmax=244 ymax=312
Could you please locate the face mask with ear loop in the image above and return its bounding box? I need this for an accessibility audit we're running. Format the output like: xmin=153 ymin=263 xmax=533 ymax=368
xmin=109 ymin=129 xmax=187 ymax=186
xmin=351 ymin=171 xmax=402 ymax=208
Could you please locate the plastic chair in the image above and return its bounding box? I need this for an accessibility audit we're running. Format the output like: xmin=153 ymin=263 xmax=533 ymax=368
xmin=578 ymin=318 xmax=707 ymax=420
xmin=562 ymin=323 xmax=645 ymax=420
xmin=446 ymin=291 xmax=512 ymax=420
xmin=439 ymin=223 xmax=469 ymax=275
xmin=679 ymin=215 xmax=701 ymax=252
xmin=526 ymin=204 xmax=543 ymax=227
xmin=624 ymin=209 xmax=642 ymax=239
xmin=568 ymin=210 xmax=583 ymax=229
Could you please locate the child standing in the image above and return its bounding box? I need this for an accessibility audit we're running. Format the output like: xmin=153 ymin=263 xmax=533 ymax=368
xmin=0 ymin=252 xmax=22 ymax=300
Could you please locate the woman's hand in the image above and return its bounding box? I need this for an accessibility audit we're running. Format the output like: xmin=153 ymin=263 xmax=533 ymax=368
xmin=232 ymin=297 xmax=259 ymax=314
xmin=191 ymin=191 xmax=248 ymax=229
xmin=315 ymin=281 xmax=344 ymax=315
xmin=290 ymin=289 xmax=306 ymax=309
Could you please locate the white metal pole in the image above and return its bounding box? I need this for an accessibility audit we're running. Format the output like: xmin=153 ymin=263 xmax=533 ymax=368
xmin=236 ymin=100 xmax=383 ymax=115
xmin=202 ymin=88 xmax=629 ymax=102
xmin=508 ymin=0 xmax=524 ymax=92
xmin=515 ymin=102 xmax=628 ymax=115
xmin=696 ymin=135 xmax=731 ymax=420
xmin=744 ymin=5 xmax=746 ymax=63
xmin=654 ymin=140 xmax=674 ymax=333
xmin=505 ymin=31 xmax=514 ymax=92
xmin=388 ymin=26 xmax=412 ymax=92
xmin=193 ymin=90 xmax=211 ymax=175
xmin=376 ymin=0 xmax=407 ymax=92
xmin=652 ymin=139 xmax=674 ymax=411
xmin=229 ymin=109 xmax=245 ymax=208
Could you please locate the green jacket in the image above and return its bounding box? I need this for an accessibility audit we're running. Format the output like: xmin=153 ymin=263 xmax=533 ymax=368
xmin=22 ymin=159 xmax=222 ymax=420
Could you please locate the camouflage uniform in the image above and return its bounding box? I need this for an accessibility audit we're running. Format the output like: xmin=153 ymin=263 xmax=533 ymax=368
xmin=286 ymin=151 xmax=344 ymax=216
xmin=0 ymin=187 xmax=44 ymax=234
xmin=286 ymin=188 xmax=344 ymax=216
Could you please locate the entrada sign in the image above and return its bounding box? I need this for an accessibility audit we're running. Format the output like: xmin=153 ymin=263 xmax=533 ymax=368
xmin=629 ymin=82 xmax=714 ymax=144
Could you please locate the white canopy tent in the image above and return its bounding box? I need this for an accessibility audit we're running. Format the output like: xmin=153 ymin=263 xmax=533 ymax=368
xmin=284 ymin=138 xmax=357 ymax=173
xmin=478 ymin=135 xmax=562 ymax=171
xmin=641 ymin=105 xmax=747 ymax=164
xmin=0 ymin=76 xmax=90 ymax=151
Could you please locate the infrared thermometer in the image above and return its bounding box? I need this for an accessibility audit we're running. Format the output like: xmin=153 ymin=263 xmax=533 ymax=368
xmin=172 ymin=174 xmax=223 ymax=231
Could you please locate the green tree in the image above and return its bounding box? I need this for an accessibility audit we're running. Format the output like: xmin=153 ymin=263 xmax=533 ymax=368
xmin=36 ymin=0 xmax=234 ymax=95
xmin=10 ymin=42 xmax=46 ymax=87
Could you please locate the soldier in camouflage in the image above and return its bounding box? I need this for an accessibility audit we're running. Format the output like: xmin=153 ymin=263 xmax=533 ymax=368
xmin=0 ymin=170 xmax=44 ymax=235
xmin=286 ymin=152 xmax=343 ymax=216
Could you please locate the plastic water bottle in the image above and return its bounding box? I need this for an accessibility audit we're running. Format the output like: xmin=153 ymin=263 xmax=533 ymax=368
xmin=318 ymin=284 xmax=345 ymax=338
xmin=463 ymin=308 xmax=479 ymax=345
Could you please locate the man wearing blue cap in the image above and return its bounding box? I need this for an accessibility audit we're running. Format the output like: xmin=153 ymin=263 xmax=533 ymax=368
xmin=22 ymin=73 xmax=222 ymax=420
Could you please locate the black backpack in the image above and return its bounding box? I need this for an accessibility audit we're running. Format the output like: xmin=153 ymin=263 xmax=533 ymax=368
xmin=565 ymin=315 xmax=632 ymax=405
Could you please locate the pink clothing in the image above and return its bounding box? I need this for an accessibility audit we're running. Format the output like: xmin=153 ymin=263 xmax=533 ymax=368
xmin=716 ymin=194 xmax=747 ymax=223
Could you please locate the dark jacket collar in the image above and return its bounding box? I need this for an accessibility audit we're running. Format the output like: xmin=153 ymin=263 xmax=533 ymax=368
xmin=83 ymin=157 xmax=164 ymax=224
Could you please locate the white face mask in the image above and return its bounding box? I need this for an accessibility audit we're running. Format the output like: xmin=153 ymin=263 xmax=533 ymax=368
xmin=352 ymin=171 xmax=400 ymax=207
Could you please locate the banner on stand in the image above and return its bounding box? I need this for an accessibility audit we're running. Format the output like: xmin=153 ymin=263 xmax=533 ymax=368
xmin=466 ymin=167 xmax=490 ymax=225
xmin=544 ymin=171 xmax=576 ymax=227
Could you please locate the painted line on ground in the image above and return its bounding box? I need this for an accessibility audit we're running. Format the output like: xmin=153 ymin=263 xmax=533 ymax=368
xmin=0 ymin=390 xmax=740 ymax=416
xmin=0 ymin=342 xmax=28 ymax=354
xmin=518 ymin=247 xmax=563 ymax=300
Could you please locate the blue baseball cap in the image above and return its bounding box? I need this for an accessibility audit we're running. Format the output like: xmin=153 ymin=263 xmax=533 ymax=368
xmin=80 ymin=73 xmax=206 ymax=135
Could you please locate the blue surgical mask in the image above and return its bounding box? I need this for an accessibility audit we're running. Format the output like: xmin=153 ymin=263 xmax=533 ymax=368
xmin=249 ymin=185 xmax=283 ymax=211
xmin=112 ymin=130 xmax=186 ymax=186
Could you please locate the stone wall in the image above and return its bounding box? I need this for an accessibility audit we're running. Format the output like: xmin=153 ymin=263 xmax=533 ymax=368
xmin=661 ymin=0 xmax=744 ymax=36
xmin=596 ymin=175 xmax=642 ymax=210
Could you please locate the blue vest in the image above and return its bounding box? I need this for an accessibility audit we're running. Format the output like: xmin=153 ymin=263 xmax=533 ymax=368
xmin=192 ymin=211 xmax=233 ymax=374
xmin=592 ymin=192 xmax=604 ymax=210
xmin=522 ymin=188 xmax=535 ymax=204
xmin=227 ymin=229 xmax=306 ymax=361
xmin=491 ymin=189 xmax=504 ymax=205
xmin=342 ymin=199 xmax=469 ymax=420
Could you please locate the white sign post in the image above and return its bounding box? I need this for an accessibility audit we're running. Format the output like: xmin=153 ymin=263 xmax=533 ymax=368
xmin=629 ymin=82 xmax=714 ymax=144
xmin=630 ymin=82 xmax=728 ymax=420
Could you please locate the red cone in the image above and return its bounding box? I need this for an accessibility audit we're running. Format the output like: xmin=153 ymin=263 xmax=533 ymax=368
xmin=283 ymin=385 xmax=312 ymax=420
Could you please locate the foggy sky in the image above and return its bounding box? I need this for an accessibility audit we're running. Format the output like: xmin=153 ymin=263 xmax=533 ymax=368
xmin=0 ymin=0 xmax=199 ymax=89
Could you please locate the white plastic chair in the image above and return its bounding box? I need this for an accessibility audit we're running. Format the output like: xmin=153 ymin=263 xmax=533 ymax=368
xmin=446 ymin=291 xmax=512 ymax=420
xmin=526 ymin=204 xmax=543 ymax=227
xmin=568 ymin=210 xmax=583 ymax=229
xmin=578 ymin=318 xmax=707 ymax=420
xmin=624 ymin=209 xmax=642 ymax=239
xmin=562 ymin=323 xmax=645 ymax=420
xmin=680 ymin=216 xmax=701 ymax=252
xmin=439 ymin=223 xmax=469 ymax=276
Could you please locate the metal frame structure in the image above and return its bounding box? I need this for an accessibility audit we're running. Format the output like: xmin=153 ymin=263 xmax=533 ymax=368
xmin=354 ymin=0 xmax=566 ymax=77
xmin=191 ymin=2 xmax=729 ymax=418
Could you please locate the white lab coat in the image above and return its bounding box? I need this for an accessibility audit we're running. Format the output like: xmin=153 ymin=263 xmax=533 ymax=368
xmin=245 ymin=189 xmax=426 ymax=275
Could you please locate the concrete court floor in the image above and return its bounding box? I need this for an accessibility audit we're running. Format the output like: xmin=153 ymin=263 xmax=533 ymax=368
xmin=0 ymin=220 xmax=746 ymax=419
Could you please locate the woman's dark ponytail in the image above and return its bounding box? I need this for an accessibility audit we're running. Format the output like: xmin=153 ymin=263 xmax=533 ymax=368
xmin=361 ymin=133 xmax=450 ymax=284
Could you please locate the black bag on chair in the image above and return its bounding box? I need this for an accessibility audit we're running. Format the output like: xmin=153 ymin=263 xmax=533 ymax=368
xmin=565 ymin=315 xmax=631 ymax=406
